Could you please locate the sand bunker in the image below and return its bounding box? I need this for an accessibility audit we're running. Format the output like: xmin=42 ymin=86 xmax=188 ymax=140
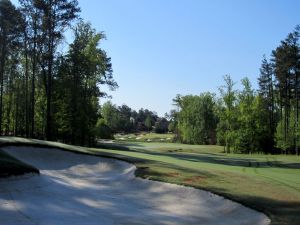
xmin=0 ymin=146 xmax=270 ymax=225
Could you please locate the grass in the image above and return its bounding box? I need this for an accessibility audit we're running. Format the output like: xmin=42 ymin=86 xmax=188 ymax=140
xmin=0 ymin=148 xmax=39 ymax=177
xmin=114 ymin=132 xmax=175 ymax=142
xmin=0 ymin=136 xmax=299 ymax=225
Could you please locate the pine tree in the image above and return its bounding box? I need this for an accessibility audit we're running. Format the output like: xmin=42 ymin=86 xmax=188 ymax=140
xmin=258 ymin=55 xmax=276 ymax=152
xmin=37 ymin=0 xmax=80 ymax=140
xmin=272 ymin=26 xmax=300 ymax=154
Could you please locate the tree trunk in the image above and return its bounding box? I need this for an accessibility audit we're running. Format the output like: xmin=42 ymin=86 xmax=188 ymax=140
xmin=295 ymin=70 xmax=299 ymax=155
xmin=45 ymin=1 xmax=56 ymax=141
xmin=30 ymin=18 xmax=38 ymax=138
xmin=24 ymin=30 xmax=29 ymax=137
xmin=0 ymin=37 xmax=6 ymax=135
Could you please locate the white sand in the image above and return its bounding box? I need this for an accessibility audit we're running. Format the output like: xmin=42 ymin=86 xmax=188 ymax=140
xmin=0 ymin=146 xmax=270 ymax=225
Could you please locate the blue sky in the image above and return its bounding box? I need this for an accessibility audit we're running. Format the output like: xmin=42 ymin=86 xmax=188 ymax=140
xmin=13 ymin=0 xmax=300 ymax=116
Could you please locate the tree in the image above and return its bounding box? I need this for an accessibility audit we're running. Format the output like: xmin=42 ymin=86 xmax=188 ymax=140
xmin=175 ymin=93 xmax=217 ymax=144
xmin=217 ymin=75 xmax=237 ymax=152
xmin=272 ymin=25 xmax=300 ymax=154
xmin=117 ymin=104 xmax=133 ymax=132
xmin=235 ymin=78 xmax=268 ymax=153
xmin=36 ymin=0 xmax=80 ymax=140
xmin=154 ymin=117 xmax=169 ymax=134
xmin=54 ymin=21 xmax=117 ymax=145
xmin=101 ymin=101 xmax=120 ymax=133
xmin=145 ymin=115 xmax=153 ymax=131
xmin=258 ymin=55 xmax=276 ymax=152
xmin=95 ymin=118 xmax=113 ymax=139
xmin=19 ymin=0 xmax=45 ymax=137
xmin=166 ymin=109 xmax=178 ymax=135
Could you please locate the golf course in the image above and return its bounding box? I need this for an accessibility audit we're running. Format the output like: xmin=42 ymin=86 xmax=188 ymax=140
xmin=0 ymin=137 xmax=299 ymax=225
xmin=1 ymin=1 xmax=300 ymax=224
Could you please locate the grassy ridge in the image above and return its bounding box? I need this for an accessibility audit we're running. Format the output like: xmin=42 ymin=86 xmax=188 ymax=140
xmin=0 ymin=137 xmax=299 ymax=225
xmin=0 ymin=148 xmax=39 ymax=177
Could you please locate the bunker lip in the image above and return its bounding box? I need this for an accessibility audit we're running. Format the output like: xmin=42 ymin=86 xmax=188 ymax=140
xmin=0 ymin=146 xmax=270 ymax=225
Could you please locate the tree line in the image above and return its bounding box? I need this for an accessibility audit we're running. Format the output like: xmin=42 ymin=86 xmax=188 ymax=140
xmin=1 ymin=0 xmax=299 ymax=153
xmin=96 ymin=101 xmax=169 ymax=139
xmin=171 ymin=26 xmax=300 ymax=154
xmin=0 ymin=0 xmax=117 ymax=145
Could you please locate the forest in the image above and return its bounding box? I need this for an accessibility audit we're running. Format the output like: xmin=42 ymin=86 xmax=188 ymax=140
xmin=0 ymin=0 xmax=299 ymax=154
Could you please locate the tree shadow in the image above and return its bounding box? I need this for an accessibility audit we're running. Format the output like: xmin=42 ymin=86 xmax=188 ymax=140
xmin=136 ymin=150 xmax=300 ymax=169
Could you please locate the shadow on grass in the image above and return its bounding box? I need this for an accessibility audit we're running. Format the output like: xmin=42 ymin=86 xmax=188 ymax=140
xmin=101 ymin=141 xmax=300 ymax=169
xmin=133 ymin=150 xmax=300 ymax=169
xmin=95 ymin=142 xmax=131 ymax=151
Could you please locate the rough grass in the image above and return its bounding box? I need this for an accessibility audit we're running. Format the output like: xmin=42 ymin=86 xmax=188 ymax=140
xmin=0 ymin=137 xmax=299 ymax=225
xmin=0 ymin=148 xmax=39 ymax=177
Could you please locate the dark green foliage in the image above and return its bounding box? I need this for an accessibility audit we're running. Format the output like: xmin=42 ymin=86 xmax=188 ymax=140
xmin=154 ymin=118 xmax=169 ymax=134
xmin=134 ymin=108 xmax=158 ymax=132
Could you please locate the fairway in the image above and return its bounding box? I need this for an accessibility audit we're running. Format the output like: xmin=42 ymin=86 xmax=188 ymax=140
xmin=0 ymin=137 xmax=299 ymax=225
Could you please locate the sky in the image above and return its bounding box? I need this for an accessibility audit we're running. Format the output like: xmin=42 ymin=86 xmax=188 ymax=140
xmin=13 ymin=0 xmax=300 ymax=116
